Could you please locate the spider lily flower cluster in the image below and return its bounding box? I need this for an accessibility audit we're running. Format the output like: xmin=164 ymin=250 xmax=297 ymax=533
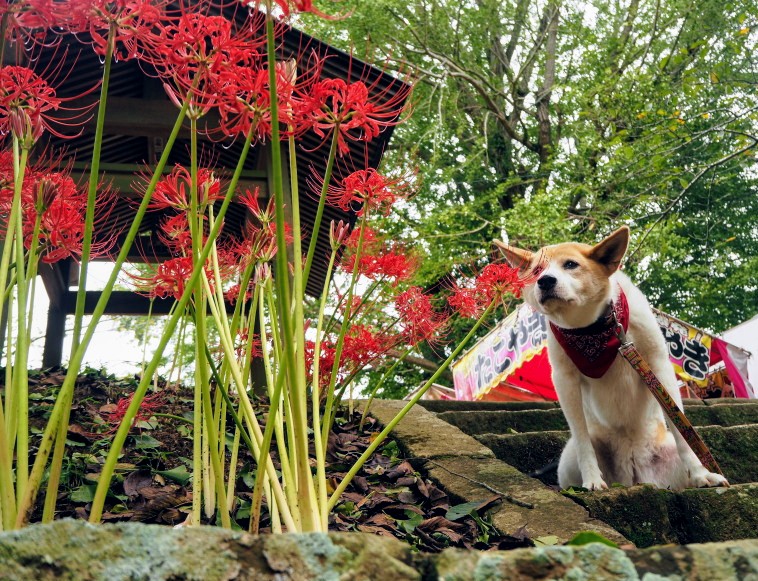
xmin=0 ymin=0 xmax=527 ymax=534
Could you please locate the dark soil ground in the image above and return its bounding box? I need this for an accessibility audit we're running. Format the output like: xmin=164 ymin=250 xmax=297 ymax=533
xmin=16 ymin=368 xmax=534 ymax=552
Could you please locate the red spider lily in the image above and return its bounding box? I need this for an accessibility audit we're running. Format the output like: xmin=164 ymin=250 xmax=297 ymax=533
xmin=148 ymin=165 xmax=222 ymax=211
xmin=342 ymin=245 xmax=419 ymax=283
xmin=447 ymin=284 xmax=482 ymax=319
xmin=448 ymin=262 xmax=528 ymax=319
xmin=0 ymin=63 xmax=96 ymax=142
xmin=231 ymin=219 xmax=293 ymax=266
xmin=343 ymin=224 xmax=379 ymax=249
xmin=233 ymin=328 xmax=262 ymax=360
xmin=324 ymin=168 xmax=410 ymax=215
xmin=268 ymin=0 xmax=338 ymax=20
xmin=157 ymin=212 xmax=192 ymax=254
xmin=395 ymin=286 xmax=448 ymax=346
xmin=224 ymin=282 xmax=252 ymax=304
xmin=133 ymin=256 xmax=210 ymax=300
xmin=0 ymin=0 xmax=62 ymax=49
xmin=100 ymin=391 xmax=167 ymax=435
xmin=341 ymin=324 xmax=391 ymax=369
xmin=62 ymin=0 xmax=165 ymax=61
xmin=146 ymin=11 xmax=265 ymax=117
xmin=238 ymin=187 xmax=274 ymax=224
xmin=305 ymin=338 xmax=336 ymax=389
xmin=296 ymin=69 xmax=411 ymax=156
xmin=0 ymin=65 xmax=61 ymax=144
xmin=214 ymin=55 xmax=303 ymax=138
xmin=0 ymin=160 xmax=117 ymax=263
xmin=214 ymin=63 xmax=273 ymax=140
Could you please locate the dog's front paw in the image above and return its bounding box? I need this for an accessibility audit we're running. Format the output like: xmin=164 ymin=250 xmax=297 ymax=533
xmin=688 ymin=466 xmax=729 ymax=488
xmin=581 ymin=478 xmax=608 ymax=491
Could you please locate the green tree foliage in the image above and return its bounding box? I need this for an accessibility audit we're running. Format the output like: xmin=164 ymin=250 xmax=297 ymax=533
xmin=306 ymin=0 xmax=757 ymax=339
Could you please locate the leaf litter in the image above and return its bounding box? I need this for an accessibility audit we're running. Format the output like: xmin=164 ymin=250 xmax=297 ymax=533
xmin=18 ymin=367 xmax=546 ymax=551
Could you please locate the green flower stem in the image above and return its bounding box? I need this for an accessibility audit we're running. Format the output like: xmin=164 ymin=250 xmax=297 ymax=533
xmin=327 ymin=302 xmax=496 ymax=511
xmin=311 ymin=245 xmax=339 ymax=528
xmin=24 ymin=211 xmax=43 ymax=336
xmin=87 ymin=130 xmax=252 ymax=525
xmin=198 ymin=272 xmax=298 ymax=532
xmin=302 ymin=130 xmax=339 ymax=287
xmin=256 ymin=284 xmax=298 ymax=529
xmin=226 ymin=426 xmax=241 ymax=513
xmin=265 ymin=11 xmax=318 ymax=532
xmin=207 ymin=298 xmax=299 ymax=533
xmin=250 ymin=280 xmax=297 ymax=532
xmin=195 ymin=270 xmax=231 ymax=528
xmin=152 ymin=412 xmax=193 ymax=425
xmin=16 ymin=98 xmax=197 ymax=528
xmin=0 ymin=378 xmax=16 ymax=530
xmin=286 ymin=130 xmax=315 ymax=528
xmin=41 ymin=383 xmax=73 ymax=523
xmin=70 ymin=24 xmax=115 ymax=355
xmin=322 ymin=212 xmax=369 ymax=448
xmin=11 ymin=143 xmax=30 ymax=504
xmin=188 ymin=115 xmax=205 ymax=525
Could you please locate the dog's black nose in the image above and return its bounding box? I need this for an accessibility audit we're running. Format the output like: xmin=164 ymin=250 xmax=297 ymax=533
xmin=537 ymin=275 xmax=557 ymax=290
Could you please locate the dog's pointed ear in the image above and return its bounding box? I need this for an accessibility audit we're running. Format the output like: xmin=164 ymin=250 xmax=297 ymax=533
xmin=493 ymin=240 xmax=533 ymax=269
xmin=589 ymin=226 xmax=630 ymax=274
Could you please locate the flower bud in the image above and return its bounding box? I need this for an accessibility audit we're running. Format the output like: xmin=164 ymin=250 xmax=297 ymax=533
xmin=36 ymin=177 xmax=58 ymax=212
xmin=329 ymin=219 xmax=350 ymax=250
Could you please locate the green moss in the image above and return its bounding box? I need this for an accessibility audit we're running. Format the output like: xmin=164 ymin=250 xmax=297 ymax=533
xmin=571 ymin=484 xmax=758 ymax=549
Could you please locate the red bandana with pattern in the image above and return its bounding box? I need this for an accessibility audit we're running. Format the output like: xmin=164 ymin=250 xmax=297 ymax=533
xmin=550 ymin=289 xmax=629 ymax=379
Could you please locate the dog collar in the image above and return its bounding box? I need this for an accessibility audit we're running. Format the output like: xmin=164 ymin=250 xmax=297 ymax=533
xmin=549 ymin=288 xmax=629 ymax=378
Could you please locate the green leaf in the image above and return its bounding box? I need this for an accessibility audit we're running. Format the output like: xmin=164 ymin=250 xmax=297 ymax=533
xmin=156 ymin=466 xmax=191 ymax=485
xmin=397 ymin=512 xmax=423 ymax=534
xmin=446 ymin=500 xmax=485 ymax=521
xmin=566 ymin=531 xmax=619 ymax=548
xmin=131 ymin=434 xmax=162 ymax=449
xmin=70 ymin=484 xmax=97 ymax=503
xmin=561 ymin=486 xmax=588 ymax=496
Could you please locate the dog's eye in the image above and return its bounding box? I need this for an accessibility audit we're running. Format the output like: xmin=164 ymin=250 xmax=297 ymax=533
xmin=563 ymin=260 xmax=579 ymax=270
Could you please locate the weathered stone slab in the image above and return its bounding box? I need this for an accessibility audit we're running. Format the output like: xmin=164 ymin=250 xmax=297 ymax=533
xmin=1 ymin=521 xmax=756 ymax=581
xmin=425 ymin=456 xmax=628 ymax=545
xmin=0 ymin=520 xmax=419 ymax=581
xmin=435 ymin=538 xmax=758 ymax=581
xmin=436 ymin=404 xmax=758 ymax=437
xmin=364 ymin=400 xmax=495 ymax=460
xmin=438 ymin=409 xmax=569 ymax=434
xmin=477 ymin=425 xmax=758 ymax=485
xmin=571 ymin=483 xmax=758 ymax=548
xmin=419 ymin=400 xmax=560 ymax=413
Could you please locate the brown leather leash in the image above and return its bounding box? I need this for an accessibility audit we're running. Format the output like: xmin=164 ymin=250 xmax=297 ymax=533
xmin=612 ymin=314 xmax=724 ymax=476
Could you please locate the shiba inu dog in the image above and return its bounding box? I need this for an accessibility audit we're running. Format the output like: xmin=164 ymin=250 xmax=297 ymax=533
xmin=495 ymin=227 xmax=728 ymax=490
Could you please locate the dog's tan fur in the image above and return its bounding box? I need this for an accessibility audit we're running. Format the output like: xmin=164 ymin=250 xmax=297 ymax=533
xmin=495 ymin=227 xmax=728 ymax=490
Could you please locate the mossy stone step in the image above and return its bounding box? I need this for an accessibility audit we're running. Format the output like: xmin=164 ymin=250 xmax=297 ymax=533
xmin=437 ymin=403 xmax=758 ymax=435
xmin=568 ymin=483 xmax=758 ymax=548
xmin=475 ymin=424 xmax=758 ymax=485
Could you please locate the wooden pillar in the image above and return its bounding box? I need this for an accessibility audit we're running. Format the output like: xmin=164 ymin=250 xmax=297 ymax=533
xmin=39 ymin=260 xmax=73 ymax=368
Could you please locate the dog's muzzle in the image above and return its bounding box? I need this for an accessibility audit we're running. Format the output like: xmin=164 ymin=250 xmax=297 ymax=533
xmin=537 ymin=275 xmax=559 ymax=303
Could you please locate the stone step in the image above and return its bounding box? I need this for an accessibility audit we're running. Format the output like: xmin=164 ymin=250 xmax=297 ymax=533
xmin=474 ymin=424 xmax=758 ymax=486
xmin=569 ymin=483 xmax=758 ymax=549
xmin=419 ymin=397 xmax=757 ymax=414
xmin=437 ymin=402 xmax=758 ymax=435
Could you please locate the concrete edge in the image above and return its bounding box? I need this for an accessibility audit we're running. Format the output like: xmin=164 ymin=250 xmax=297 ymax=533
xmin=0 ymin=521 xmax=756 ymax=580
